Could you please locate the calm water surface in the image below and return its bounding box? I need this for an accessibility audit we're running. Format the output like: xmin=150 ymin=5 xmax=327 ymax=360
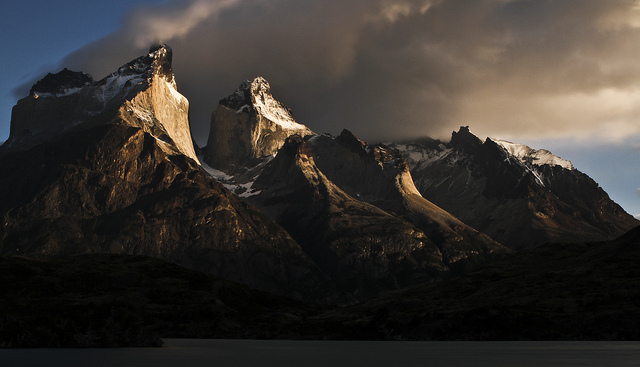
xmin=2 ymin=339 xmax=640 ymax=367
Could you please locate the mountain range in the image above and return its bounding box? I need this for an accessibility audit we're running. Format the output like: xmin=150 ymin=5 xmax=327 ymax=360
xmin=390 ymin=127 xmax=638 ymax=249
xmin=1 ymin=45 xmax=638 ymax=341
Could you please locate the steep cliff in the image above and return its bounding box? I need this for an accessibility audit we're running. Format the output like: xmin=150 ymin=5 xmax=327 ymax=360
xmin=5 ymin=44 xmax=198 ymax=162
xmin=0 ymin=47 xmax=346 ymax=304
xmin=203 ymin=77 xmax=314 ymax=172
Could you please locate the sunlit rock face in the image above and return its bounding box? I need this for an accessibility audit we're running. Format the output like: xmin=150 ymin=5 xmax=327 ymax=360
xmin=0 ymin=47 xmax=348 ymax=305
xmin=203 ymin=77 xmax=314 ymax=172
xmin=247 ymin=134 xmax=448 ymax=301
xmin=393 ymin=126 xmax=639 ymax=249
xmin=202 ymin=79 xmax=507 ymax=300
xmin=5 ymin=44 xmax=198 ymax=162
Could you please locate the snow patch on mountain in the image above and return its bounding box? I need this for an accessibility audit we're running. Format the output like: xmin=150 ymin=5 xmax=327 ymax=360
xmin=392 ymin=143 xmax=453 ymax=169
xmin=251 ymin=83 xmax=305 ymax=131
xmin=491 ymin=139 xmax=574 ymax=170
xmin=227 ymin=77 xmax=310 ymax=132
xmin=199 ymin=154 xmax=264 ymax=197
xmin=33 ymin=87 xmax=84 ymax=99
xmin=221 ymin=77 xmax=310 ymax=132
xmin=200 ymin=158 xmax=239 ymax=191
xmin=95 ymin=73 xmax=145 ymax=107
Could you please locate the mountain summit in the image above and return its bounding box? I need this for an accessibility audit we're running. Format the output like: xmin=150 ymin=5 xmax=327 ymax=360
xmin=202 ymin=79 xmax=509 ymax=299
xmin=2 ymin=46 xmax=637 ymax=306
xmin=0 ymin=46 xmax=346 ymax=304
xmin=5 ymin=44 xmax=198 ymax=162
xmin=393 ymin=127 xmax=638 ymax=249
xmin=203 ymin=77 xmax=314 ymax=171
xmin=491 ymin=139 xmax=573 ymax=170
xmin=307 ymin=130 xmax=507 ymax=267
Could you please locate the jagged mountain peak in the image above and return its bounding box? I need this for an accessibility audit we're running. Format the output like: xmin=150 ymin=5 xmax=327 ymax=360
xmin=220 ymin=80 xmax=252 ymax=111
xmin=114 ymin=43 xmax=172 ymax=77
xmin=149 ymin=43 xmax=172 ymax=65
xmin=398 ymin=126 xmax=638 ymax=248
xmin=30 ymin=68 xmax=93 ymax=96
xmin=249 ymin=132 xmax=450 ymax=300
xmin=332 ymin=129 xmax=407 ymax=167
xmin=334 ymin=129 xmax=367 ymax=155
xmin=5 ymin=44 xmax=197 ymax=162
xmin=490 ymin=138 xmax=574 ymax=170
xmin=204 ymin=77 xmax=313 ymax=171
xmin=447 ymin=126 xmax=573 ymax=170
xmin=450 ymin=125 xmax=483 ymax=150
xmin=220 ymin=76 xmax=308 ymax=131
xmin=308 ymin=130 xmax=507 ymax=266
xmin=28 ymin=44 xmax=174 ymax=101
xmin=95 ymin=43 xmax=178 ymax=101
xmin=332 ymin=130 xmax=411 ymax=175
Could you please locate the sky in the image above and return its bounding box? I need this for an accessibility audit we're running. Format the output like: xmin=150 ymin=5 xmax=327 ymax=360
xmin=1 ymin=0 xmax=639 ymax=218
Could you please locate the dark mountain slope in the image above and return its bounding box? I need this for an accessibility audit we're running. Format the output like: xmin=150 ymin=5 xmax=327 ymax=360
xmin=0 ymin=46 xmax=344 ymax=304
xmin=5 ymin=225 xmax=639 ymax=346
xmin=0 ymin=123 xmax=342 ymax=304
xmin=394 ymin=126 xmax=638 ymax=249
xmin=248 ymin=135 xmax=448 ymax=300
xmin=307 ymin=130 xmax=509 ymax=270
xmin=307 ymin=225 xmax=640 ymax=340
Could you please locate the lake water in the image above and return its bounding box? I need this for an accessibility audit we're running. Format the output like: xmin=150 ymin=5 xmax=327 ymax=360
xmin=2 ymin=339 xmax=640 ymax=367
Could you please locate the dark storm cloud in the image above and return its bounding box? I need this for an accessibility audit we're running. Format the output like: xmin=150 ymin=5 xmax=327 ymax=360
xmin=56 ymin=0 xmax=640 ymax=143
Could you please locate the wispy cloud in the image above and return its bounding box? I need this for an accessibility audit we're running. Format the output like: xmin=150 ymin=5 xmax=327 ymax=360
xmin=20 ymin=0 xmax=640 ymax=144
xmin=125 ymin=0 xmax=242 ymax=48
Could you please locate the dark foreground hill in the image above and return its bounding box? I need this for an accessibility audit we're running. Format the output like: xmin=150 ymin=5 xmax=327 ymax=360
xmin=2 ymin=225 xmax=639 ymax=346
xmin=0 ymin=254 xmax=325 ymax=347
xmin=318 ymin=225 xmax=640 ymax=340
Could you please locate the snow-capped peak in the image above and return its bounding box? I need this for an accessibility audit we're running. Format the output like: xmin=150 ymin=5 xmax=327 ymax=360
xmin=491 ymin=139 xmax=574 ymax=170
xmin=222 ymin=77 xmax=310 ymax=132
xmin=7 ymin=44 xmax=197 ymax=163
xmin=250 ymin=77 xmax=305 ymax=130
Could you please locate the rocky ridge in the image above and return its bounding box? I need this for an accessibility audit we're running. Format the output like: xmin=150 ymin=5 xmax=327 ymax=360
xmin=205 ymin=81 xmax=508 ymax=298
xmin=247 ymin=135 xmax=448 ymax=300
xmin=392 ymin=126 xmax=639 ymax=249
xmin=0 ymin=47 xmax=348 ymax=304
xmin=2 ymin=45 xmax=637 ymax=306
xmin=6 ymin=44 xmax=198 ymax=162
xmin=307 ymin=130 xmax=508 ymax=268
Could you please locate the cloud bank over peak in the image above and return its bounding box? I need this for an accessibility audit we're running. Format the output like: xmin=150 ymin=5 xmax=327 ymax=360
xmin=23 ymin=0 xmax=640 ymax=144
